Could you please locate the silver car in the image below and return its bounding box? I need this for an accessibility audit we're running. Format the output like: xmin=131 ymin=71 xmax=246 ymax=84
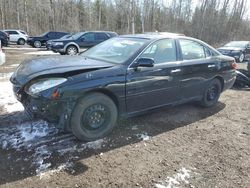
xmin=3 ymin=30 xmax=28 ymax=45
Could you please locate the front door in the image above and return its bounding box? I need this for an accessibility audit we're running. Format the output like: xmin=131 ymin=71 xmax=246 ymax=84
xmin=79 ymin=33 xmax=96 ymax=48
xmin=126 ymin=39 xmax=182 ymax=114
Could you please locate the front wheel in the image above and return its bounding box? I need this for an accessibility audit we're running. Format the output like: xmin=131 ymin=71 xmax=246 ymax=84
xmin=34 ymin=41 xmax=42 ymax=48
xmin=71 ymin=93 xmax=118 ymax=141
xmin=66 ymin=45 xmax=78 ymax=55
xmin=199 ymin=79 xmax=222 ymax=107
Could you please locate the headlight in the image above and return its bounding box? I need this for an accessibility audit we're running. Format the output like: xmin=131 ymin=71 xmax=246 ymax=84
xmin=28 ymin=78 xmax=67 ymax=94
xmin=53 ymin=42 xmax=64 ymax=46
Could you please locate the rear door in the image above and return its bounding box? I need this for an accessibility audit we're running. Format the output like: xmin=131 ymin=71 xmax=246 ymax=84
xmin=6 ymin=30 xmax=19 ymax=42
xmin=126 ymin=38 xmax=182 ymax=113
xmin=177 ymin=39 xmax=220 ymax=100
xmin=95 ymin=33 xmax=109 ymax=43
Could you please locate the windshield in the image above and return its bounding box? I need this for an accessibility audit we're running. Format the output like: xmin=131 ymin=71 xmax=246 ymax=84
xmin=41 ymin=32 xmax=49 ymax=37
xmin=82 ymin=37 xmax=148 ymax=64
xmin=71 ymin=32 xmax=86 ymax=39
xmin=225 ymin=41 xmax=248 ymax=48
xmin=60 ymin=34 xmax=72 ymax=39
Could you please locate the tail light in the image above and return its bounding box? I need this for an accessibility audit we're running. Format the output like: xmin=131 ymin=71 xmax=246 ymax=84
xmin=231 ymin=62 xmax=237 ymax=69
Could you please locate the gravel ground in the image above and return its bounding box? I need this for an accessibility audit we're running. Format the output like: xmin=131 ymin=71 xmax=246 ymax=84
xmin=0 ymin=47 xmax=249 ymax=188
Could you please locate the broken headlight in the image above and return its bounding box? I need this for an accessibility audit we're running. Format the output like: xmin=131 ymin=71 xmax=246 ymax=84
xmin=27 ymin=78 xmax=67 ymax=95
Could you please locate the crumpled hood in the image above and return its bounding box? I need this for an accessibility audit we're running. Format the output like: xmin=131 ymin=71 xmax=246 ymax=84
xmin=217 ymin=46 xmax=245 ymax=51
xmin=11 ymin=56 xmax=114 ymax=85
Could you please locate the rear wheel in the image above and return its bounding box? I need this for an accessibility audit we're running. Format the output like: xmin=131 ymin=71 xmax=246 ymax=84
xmin=200 ymin=79 xmax=222 ymax=107
xmin=66 ymin=45 xmax=78 ymax=55
xmin=17 ymin=38 xmax=25 ymax=45
xmin=71 ymin=93 xmax=118 ymax=141
xmin=238 ymin=53 xmax=245 ymax=63
xmin=34 ymin=41 xmax=42 ymax=48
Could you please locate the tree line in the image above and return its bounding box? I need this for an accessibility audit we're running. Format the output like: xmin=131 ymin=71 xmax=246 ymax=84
xmin=0 ymin=0 xmax=249 ymax=45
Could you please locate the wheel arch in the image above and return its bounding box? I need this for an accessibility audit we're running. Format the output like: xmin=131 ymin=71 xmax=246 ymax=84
xmin=18 ymin=37 xmax=26 ymax=41
xmin=65 ymin=42 xmax=80 ymax=52
xmin=213 ymin=76 xmax=224 ymax=92
xmin=84 ymin=89 xmax=120 ymax=112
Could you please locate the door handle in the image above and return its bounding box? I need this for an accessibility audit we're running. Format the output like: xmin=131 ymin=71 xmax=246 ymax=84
xmin=208 ymin=64 xmax=216 ymax=68
xmin=171 ymin=69 xmax=181 ymax=73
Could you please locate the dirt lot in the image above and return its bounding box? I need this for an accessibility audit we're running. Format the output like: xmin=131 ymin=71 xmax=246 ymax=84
xmin=0 ymin=47 xmax=249 ymax=188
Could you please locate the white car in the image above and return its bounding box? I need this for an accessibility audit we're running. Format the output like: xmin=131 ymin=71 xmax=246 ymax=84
xmin=0 ymin=41 xmax=5 ymax=65
xmin=4 ymin=30 xmax=28 ymax=45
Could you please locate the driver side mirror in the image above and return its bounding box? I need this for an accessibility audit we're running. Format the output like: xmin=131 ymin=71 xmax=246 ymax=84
xmin=133 ymin=58 xmax=155 ymax=68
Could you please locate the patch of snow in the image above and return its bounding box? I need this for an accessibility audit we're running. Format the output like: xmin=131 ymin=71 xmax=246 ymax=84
xmin=24 ymin=51 xmax=59 ymax=55
xmin=137 ymin=133 xmax=151 ymax=141
xmin=155 ymin=167 xmax=192 ymax=188
xmin=0 ymin=72 xmax=13 ymax=80
xmin=0 ymin=81 xmax=24 ymax=113
xmin=0 ymin=120 xmax=55 ymax=150
xmin=39 ymin=162 xmax=74 ymax=179
xmin=0 ymin=120 xmax=58 ymax=174
xmin=0 ymin=118 xmax=106 ymax=174
xmin=57 ymin=139 xmax=105 ymax=156
xmin=3 ymin=47 xmax=39 ymax=51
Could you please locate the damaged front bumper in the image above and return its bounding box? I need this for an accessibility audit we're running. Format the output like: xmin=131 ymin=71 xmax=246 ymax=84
xmin=14 ymin=86 xmax=76 ymax=131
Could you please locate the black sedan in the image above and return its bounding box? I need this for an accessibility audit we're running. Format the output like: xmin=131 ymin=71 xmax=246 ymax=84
xmin=10 ymin=34 xmax=237 ymax=141
xmin=217 ymin=41 xmax=250 ymax=63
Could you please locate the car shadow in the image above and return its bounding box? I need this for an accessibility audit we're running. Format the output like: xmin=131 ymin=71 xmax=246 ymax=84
xmin=0 ymin=102 xmax=225 ymax=185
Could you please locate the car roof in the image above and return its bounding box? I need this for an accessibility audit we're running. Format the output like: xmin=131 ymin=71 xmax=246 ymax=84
xmin=119 ymin=33 xmax=193 ymax=41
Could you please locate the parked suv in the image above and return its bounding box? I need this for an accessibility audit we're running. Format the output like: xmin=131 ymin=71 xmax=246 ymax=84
xmin=4 ymin=30 xmax=28 ymax=45
xmin=0 ymin=41 xmax=5 ymax=65
xmin=217 ymin=41 xmax=250 ymax=63
xmin=50 ymin=31 xmax=118 ymax=55
xmin=0 ymin=30 xmax=9 ymax=47
xmin=46 ymin=34 xmax=73 ymax=50
xmin=27 ymin=31 xmax=69 ymax=48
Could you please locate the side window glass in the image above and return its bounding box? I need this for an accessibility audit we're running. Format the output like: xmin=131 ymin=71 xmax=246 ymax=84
xmin=140 ymin=39 xmax=177 ymax=64
xmin=95 ymin=33 xmax=108 ymax=40
xmin=180 ymin=39 xmax=205 ymax=60
xmin=204 ymin=47 xmax=212 ymax=58
xmin=9 ymin=31 xmax=18 ymax=35
xmin=82 ymin=33 xmax=95 ymax=42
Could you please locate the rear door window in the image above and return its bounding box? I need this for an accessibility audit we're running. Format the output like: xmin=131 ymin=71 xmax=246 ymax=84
xmin=8 ymin=31 xmax=18 ymax=35
xmin=95 ymin=33 xmax=108 ymax=40
xmin=179 ymin=39 xmax=206 ymax=60
xmin=140 ymin=39 xmax=177 ymax=64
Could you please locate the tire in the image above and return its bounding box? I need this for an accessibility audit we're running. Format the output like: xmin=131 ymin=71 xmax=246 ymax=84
xmin=238 ymin=53 xmax=245 ymax=63
xmin=34 ymin=41 xmax=42 ymax=48
xmin=66 ymin=45 xmax=78 ymax=55
xmin=200 ymin=79 xmax=222 ymax=107
xmin=71 ymin=93 xmax=118 ymax=141
xmin=17 ymin=38 xmax=25 ymax=45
